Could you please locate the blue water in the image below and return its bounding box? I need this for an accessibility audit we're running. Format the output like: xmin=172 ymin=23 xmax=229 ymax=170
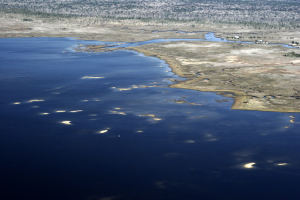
xmin=93 ymin=32 xmax=299 ymax=49
xmin=1 ymin=37 xmax=300 ymax=200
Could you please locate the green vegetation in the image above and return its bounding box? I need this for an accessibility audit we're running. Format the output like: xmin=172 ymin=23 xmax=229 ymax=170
xmin=284 ymin=51 xmax=300 ymax=57
xmin=1 ymin=0 xmax=300 ymax=29
xmin=22 ymin=18 xmax=33 ymax=21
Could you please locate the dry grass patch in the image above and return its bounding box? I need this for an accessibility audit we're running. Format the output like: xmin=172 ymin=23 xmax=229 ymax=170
xmin=132 ymin=40 xmax=300 ymax=112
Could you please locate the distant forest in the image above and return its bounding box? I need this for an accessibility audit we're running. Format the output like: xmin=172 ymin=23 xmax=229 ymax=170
xmin=1 ymin=0 xmax=300 ymax=28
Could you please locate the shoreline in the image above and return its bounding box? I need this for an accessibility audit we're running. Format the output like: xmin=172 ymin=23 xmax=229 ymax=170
xmin=1 ymin=35 xmax=299 ymax=112
xmin=1 ymin=15 xmax=299 ymax=112
xmin=127 ymin=46 xmax=300 ymax=113
xmin=66 ymin=41 xmax=300 ymax=113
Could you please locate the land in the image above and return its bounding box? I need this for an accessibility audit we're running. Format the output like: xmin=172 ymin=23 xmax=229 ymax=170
xmin=1 ymin=0 xmax=300 ymax=29
xmin=0 ymin=13 xmax=209 ymax=41
xmin=128 ymin=41 xmax=300 ymax=112
xmin=1 ymin=2 xmax=300 ymax=112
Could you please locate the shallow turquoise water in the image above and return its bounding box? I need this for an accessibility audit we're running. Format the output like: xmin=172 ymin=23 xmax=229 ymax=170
xmin=0 ymin=37 xmax=300 ymax=200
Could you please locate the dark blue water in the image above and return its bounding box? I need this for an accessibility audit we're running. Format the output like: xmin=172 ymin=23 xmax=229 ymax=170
xmin=1 ymin=37 xmax=300 ymax=200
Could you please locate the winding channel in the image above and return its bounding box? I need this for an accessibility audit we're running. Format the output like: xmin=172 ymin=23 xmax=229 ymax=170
xmin=94 ymin=32 xmax=299 ymax=49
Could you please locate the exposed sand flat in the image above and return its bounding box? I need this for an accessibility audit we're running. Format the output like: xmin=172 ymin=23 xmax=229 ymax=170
xmin=118 ymin=88 xmax=132 ymax=91
xmin=277 ymin=163 xmax=288 ymax=166
xmin=28 ymin=99 xmax=45 ymax=103
xmin=116 ymin=85 xmax=161 ymax=91
xmin=167 ymin=99 xmax=202 ymax=105
xmin=184 ymin=140 xmax=195 ymax=143
xmin=61 ymin=121 xmax=72 ymax=125
xmin=138 ymin=114 xmax=162 ymax=121
xmin=179 ymin=59 xmax=213 ymax=65
xmin=82 ymin=76 xmax=105 ymax=79
xmin=40 ymin=113 xmax=50 ymax=115
xmin=70 ymin=110 xmax=83 ymax=113
xmin=291 ymin=60 xmax=300 ymax=63
xmin=153 ymin=118 xmax=162 ymax=121
xmin=225 ymin=56 xmax=239 ymax=63
xmin=110 ymin=110 xmax=126 ymax=115
xmin=243 ymin=162 xmax=256 ymax=169
xmin=98 ymin=130 xmax=108 ymax=134
xmin=139 ymin=114 xmax=156 ymax=118
xmin=230 ymin=48 xmax=275 ymax=55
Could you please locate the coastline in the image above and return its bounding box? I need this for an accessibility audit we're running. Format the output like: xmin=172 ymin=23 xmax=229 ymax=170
xmin=1 ymin=34 xmax=299 ymax=112
xmin=127 ymin=46 xmax=300 ymax=113
xmin=1 ymin=14 xmax=300 ymax=112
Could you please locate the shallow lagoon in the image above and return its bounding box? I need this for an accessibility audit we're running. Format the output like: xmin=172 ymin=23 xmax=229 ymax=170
xmin=0 ymin=37 xmax=300 ymax=200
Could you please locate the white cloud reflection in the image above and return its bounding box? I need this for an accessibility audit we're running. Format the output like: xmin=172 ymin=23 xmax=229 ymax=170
xmin=40 ymin=113 xmax=50 ymax=115
xmin=138 ymin=114 xmax=162 ymax=121
xmin=96 ymin=128 xmax=110 ymax=134
xmin=289 ymin=116 xmax=295 ymax=123
xmin=184 ymin=140 xmax=195 ymax=143
xmin=70 ymin=110 xmax=83 ymax=113
xmin=110 ymin=110 xmax=126 ymax=115
xmin=82 ymin=76 xmax=105 ymax=79
xmin=277 ymin=163 xmax=288 ymax=166
xmin=243 ymin=162 xmax=256 ymax=169
xmin=203 ymin=133 xmax=218 ymax=142
xmin=28 ymin=99 xmax=45 ymax=103
xmin=98 ymin=130 xmax=108 ymax=134
xmin=61 ymin=121 xmax=72 ymax=125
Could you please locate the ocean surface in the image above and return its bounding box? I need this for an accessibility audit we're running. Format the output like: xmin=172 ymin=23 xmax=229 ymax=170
xmin=0 ymin=36 xmax=300 ymax=200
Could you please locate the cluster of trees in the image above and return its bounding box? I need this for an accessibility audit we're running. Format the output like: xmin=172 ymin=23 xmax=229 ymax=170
xmin=1 ymin=0 xmax=300 ymax=29
xmin=284 ymin=51 xmax=300 ymax=57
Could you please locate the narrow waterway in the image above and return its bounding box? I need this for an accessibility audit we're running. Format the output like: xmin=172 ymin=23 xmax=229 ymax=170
xmin=91 ymin=32 xmax=299 ymax=49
